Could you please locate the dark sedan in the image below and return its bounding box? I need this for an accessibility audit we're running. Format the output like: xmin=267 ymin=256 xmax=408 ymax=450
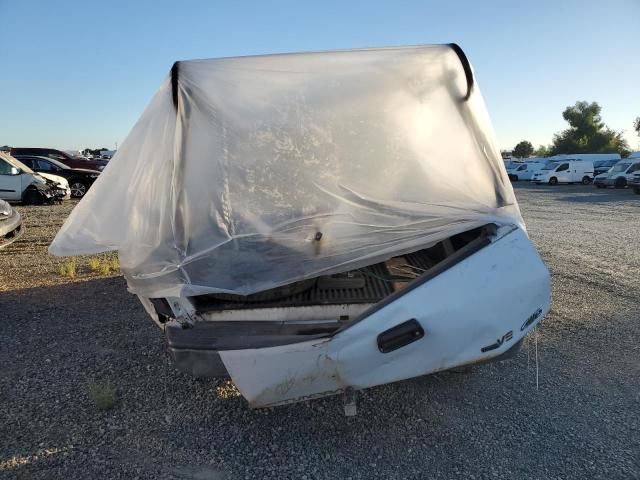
xmin=10 ymin=147 xmax=108 ymax=171
xmin=14 ymin=155 xmax=101 ymax=198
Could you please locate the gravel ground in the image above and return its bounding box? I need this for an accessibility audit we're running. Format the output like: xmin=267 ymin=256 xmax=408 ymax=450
xmin=1 ymin=184 xmax=639 ymax=479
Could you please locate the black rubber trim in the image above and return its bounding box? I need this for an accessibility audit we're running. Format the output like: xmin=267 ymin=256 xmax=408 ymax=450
xmin=171 ymin=61 xmax=180 ymax=110
xmin=448 ymin=43 xmax=474 ymax=101
xmin=165 ymin=321 xmax=328 ymax=351
xmin=333 ymin=234 xmax=492 ymax=335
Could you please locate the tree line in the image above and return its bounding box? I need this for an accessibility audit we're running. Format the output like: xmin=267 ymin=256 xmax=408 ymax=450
xmin=511 ymin=101 xmax=638 ymax=159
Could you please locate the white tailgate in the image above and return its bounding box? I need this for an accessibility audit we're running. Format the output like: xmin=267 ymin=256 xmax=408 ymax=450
xmin=220 ymin=227 xmax=550 ymax=408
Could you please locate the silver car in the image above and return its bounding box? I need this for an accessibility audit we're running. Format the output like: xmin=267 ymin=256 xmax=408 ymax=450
xmin=0 ymin=199 xmax=23 ymax=248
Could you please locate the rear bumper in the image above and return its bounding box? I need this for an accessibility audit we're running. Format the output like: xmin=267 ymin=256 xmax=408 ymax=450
xmin=0 ymin=211 xmax=23 ymax=249
xmin=168 ymin=336 xmax=527 ymax=379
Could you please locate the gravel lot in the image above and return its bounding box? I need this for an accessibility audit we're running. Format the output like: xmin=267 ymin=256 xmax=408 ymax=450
xmin=1 ymin=184 xmax=639 ymax=479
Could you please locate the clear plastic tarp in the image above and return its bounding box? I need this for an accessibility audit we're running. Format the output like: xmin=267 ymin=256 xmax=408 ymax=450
xmin=50 ymin=45 xmax=522 ymax=298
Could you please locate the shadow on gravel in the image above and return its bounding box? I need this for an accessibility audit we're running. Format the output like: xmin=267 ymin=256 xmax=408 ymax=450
xmin=512 ymin=182 xmax=640 ymax=204
xmin=2 ymin=274 xmax=639 ymax=479
xmin=556 ymin=192 xmax=640 ymax=204
xmin=0 ymin=277 xmax=135 ymax=318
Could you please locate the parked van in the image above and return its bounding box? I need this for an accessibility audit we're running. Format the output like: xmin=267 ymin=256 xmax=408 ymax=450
xmin=503 ymin=160 xmax=522 ymax=171
xmin=507 ymin=162 xmax=545 ymax=181
xmin=531 ymin=160 xmax=594 ymax=185
xmin=593 ymin=160 xmax=640 ymax=189
xmin=0 ymin=152 xmax=57 ymax=203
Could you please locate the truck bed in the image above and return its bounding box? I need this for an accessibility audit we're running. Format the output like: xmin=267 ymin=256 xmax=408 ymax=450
xmin=190 ymin=226 xmax=486 ymax=314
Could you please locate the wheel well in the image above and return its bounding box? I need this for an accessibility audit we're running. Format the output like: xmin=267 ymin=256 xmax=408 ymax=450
xmin=22 ymin=185 xmax=43 ymax=204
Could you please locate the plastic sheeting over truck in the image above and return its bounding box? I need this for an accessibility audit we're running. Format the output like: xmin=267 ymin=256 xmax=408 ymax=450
xmin=50 ymin=44 xmax=522 ymax=298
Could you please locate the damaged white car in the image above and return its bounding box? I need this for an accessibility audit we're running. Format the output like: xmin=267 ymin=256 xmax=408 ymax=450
xmin=50 ymin=44 xmax=550 ymax=409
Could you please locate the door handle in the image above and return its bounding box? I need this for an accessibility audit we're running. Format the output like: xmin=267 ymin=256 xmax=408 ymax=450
xmin=377 ymin=319 xmax=424 ymax=353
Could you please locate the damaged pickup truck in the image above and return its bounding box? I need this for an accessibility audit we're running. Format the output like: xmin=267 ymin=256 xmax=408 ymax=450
xmin=50 ymin=44 xmax=550 ymax=409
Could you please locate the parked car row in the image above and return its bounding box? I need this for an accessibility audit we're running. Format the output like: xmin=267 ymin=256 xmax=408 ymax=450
xmin=10 ymin=147 xmax=108 ymax=171
xmin=506 ymin=153 xmax=640 ymax=194
xmin=0 ymin=149 xmax=102 ymax=204
xmin=14 ymin=155 xmax=100 ymax=198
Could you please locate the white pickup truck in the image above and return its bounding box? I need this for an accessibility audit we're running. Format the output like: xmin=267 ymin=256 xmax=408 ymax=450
xmin=51 ymin=44 xmax=551 ymax=410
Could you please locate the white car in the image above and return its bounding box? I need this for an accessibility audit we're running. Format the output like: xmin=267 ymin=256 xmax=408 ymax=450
xmin=0 ymin=199 xmax=23 ymax=248
xmin=507 ymin=162 xmax=545 ymax=181
xmin=0 ymin=152 xmax=65 ymax=204
xmin=0 ymin=152 xmax=58 ymax=203
xmin=38 ymin=172 xmax=71 ymax=199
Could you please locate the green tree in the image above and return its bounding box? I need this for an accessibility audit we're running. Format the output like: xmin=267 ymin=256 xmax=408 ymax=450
xmin=634 ymin=117 xmax=640 ymax=137
xmin=513 ymin=140 xmax=534 ymax=158
xmin=549 ymin=101 xmax=629 ymax=156
xmin=534 ymin=145 xmax=549 ymax=157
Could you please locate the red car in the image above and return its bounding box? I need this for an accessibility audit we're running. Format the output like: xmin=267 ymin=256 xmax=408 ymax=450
xmin=10 ymin=148 xmax=107 ymax=171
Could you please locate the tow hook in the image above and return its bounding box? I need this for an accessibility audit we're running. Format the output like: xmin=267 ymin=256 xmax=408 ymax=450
xmin=343 ymin=387 xmax=358 ymax=416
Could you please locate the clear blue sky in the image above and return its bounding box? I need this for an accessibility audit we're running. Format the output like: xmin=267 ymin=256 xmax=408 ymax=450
xmin=2 ymin=0 xmax=639 ymax=151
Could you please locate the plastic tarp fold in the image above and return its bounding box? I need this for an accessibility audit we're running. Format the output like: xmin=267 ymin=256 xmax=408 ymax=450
xmin=50 ymin=45 xmax=523 ymax=298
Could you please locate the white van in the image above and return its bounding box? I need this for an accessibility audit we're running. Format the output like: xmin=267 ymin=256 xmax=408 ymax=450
xmin=507 ymin=162 xmax=545 ymax=181
xmin=531 ymin=160 xmax=594 ymax=185
xmin=0 ymin=152 xmax=57 ymax=203
xmin=593 ymin=159 xmax=640 ymax=189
